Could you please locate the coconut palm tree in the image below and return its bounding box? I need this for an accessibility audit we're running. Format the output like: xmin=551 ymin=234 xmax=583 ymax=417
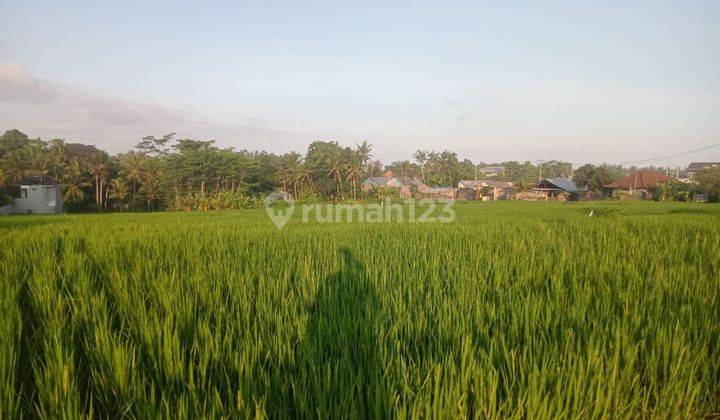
xmin=139 ymin=174 xmax=161 ymax=211
xmin=108 ymin=178 xmax=129 ymax=210
xmin=89 ymin=151 xmax=109 ymax=211
xmin=327 ymin=149 xmax=345 ymax=199
xmin=25 ymin=144 xmax=48 ymax=174
xmin=48 ymin=139 xmax=67 ymax=182
xmin=0 ymin=150 xmax=27 ymax=183
xmin=346 ymin=160 xmax=363 ymax=200
xmin=283 ymin=151 xmax=303 ymax=198
xmin=298 ymin=164 xmax=315 ymax=195
xmin=413 ymin=150 xmax=428 ymax=183
xmin=277 ymin=155 xmax=290 ymax=192
xmin=62 ymin=159 xmax=91 ymax=202
xmin=355 ymin=140 xmax=372 ymax=175
xmin=119 ymin=152 xmax=144 ymax=209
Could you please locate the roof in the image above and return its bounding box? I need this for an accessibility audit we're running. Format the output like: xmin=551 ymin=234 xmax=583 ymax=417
xmin=458 ymin=179 xmax=514 ymax=188
xmin=400 ymin=177 xmax=427 ymax=186
xmin=481 ymin=180 xmax=514 ymax=188
xmin=605 ymin=171 xmax=669 ymax=189
xmin=477 ymin=166 xmax=505 ymax=175
xmin=16 ymin=174 xmax=57 ymax=186
xmin=458 ymin=180 xmax=480 ymax=188
xmin=688 ymin=162 xmax=720 ymax=171
xmin=537 ymin=178 xmax=579 ymax=193
xmin=363 ymin=176 xmax=427 ymax=188
xmin=364 ymin=176 xmax=393 ymax=185
xmin=424 ymin=187 xmax=455 ymax=193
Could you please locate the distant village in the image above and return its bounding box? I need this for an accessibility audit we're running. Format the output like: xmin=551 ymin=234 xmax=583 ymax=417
xmin=1 ymin=128 xmax=719 ymax=214
xmin=363 ymin=162 xmax=719 ymax=203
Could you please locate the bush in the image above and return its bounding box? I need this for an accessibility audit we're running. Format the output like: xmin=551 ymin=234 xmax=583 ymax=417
xmin=169 ymin=191 xmax=263 ymax=211
xmin=0 ymin=191 xmax=12 ymax=207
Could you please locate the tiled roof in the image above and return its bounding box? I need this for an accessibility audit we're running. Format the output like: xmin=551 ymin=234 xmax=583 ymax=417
xmin=605 ymin=172 xmax=669 ymax=189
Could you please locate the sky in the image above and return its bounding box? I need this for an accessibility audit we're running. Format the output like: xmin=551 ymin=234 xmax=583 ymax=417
xmin=1 ymin=0 xmax=719 ymax=166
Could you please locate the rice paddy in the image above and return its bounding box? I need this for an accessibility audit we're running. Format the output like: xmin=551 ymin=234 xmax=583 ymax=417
xmin=1 ymin=201 xmax=719 ymax=418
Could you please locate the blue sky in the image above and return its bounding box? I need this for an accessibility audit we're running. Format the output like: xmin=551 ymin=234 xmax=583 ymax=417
xmin=1 ymin=1 xmax=719 ymax=165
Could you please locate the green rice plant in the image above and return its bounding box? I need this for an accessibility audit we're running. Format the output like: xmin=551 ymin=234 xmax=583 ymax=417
xmin=0 ymin=201 xmax=718 ymax=418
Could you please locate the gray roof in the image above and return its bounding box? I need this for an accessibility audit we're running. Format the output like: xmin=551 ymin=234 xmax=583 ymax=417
xmin=459 ymin=179 xmax=513 ymax=188
xmin=364 ymin=176 xmax=427 ymax=187
xmin=688 ymin=162 xmax=720 ymax=171
xmin=402 ymin=177 xmax=427 ymax=186
xmin=541 ymin=178 xmax=579 ymax=193
xmin=364 ymin=176 xmax=393 ymax=185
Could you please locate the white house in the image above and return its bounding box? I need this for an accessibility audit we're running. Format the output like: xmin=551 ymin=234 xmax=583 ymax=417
xmin=0 ymin=174 xmax=63 ymax=215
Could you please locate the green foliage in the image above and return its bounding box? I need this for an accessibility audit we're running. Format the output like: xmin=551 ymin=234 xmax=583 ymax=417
xmin=1 ymin=128 xmax=713 ymax=213
xmin=0 ymin=202 xmax=718 ymax=417
xmin=362 ymin=185 xmax=400 ymax=199
xmin=0 ymin=191 xmax=11 ymax=206
xmin=653 ymin=180 xmax=697 ymax=202
xmin=694 ymin=167 xmax=720 ymax=202
xmin=573 ymin=163 xmax=625 ymax=191
xmin=169 ymin=191 xmax=263 ymax=211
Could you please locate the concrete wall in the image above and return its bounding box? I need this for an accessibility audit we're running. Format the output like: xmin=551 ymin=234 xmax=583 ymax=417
xmin=12 ymin=185 xmax=63 ymax=214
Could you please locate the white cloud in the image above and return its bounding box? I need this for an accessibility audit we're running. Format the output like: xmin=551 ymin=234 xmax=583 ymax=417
xmin=0 ymin=62 xmax=302 ymax=153
xmin=0 ymin=62 xmax=58 ymax=102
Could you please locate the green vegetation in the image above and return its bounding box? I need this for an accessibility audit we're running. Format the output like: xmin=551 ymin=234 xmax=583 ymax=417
xmin=1 ymin=201 xmax=719 ymax=418
xmin=6 ymin=128 xmax=703 ymax=212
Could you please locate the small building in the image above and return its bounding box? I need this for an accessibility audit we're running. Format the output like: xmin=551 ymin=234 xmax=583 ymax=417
xmin=0 ymin=174 xmax=63 ymax=215
xmin=457 ymin=180 xmax=515 ymax=200
xmin=416 ymin=187 xmax=456 ymax=200
xmin=604 ymin=171 xmax=669 ymax=199
xmin=362 ymin=176 xmax=429 ymax=198
xmin=687 ymin=162 xmax=720 ymax=178
xmin=517 ymin=178 xmax=580 ymax=201
xmin=476 ymin=166 xmax=506 ymax=178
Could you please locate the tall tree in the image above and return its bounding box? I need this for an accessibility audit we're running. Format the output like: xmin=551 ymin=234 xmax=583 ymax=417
xmin=346 ymin=157 xmax=363 ymax=200
xmin=62 ymin=159 xmax=91 ymax=202
xmin=413 ymin=150 xmax=428 ymax=183
xmin=355 ymin=140 xmax=372 ymax=175
xmin=107 ymin=178 xmax=130 ymax=210
xmin=89 ymin=151 xmax=110 ymax=210
xmin=119 ymin=151 xmax=145 ymax=207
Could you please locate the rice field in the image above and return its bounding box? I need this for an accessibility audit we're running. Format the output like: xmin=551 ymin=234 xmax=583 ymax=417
xmin=0 ymin=201 xmax=719 ymax=418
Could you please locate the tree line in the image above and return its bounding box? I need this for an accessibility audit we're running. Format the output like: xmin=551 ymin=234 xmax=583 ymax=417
xmin=1 ymin=128 xmax=717 ymax=211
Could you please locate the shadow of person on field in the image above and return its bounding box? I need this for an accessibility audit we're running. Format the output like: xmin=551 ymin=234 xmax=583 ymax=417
xmin=279 ymin=247 xmax=386 ymax=418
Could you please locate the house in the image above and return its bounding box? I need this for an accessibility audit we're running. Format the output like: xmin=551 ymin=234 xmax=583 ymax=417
xmin=457 ymin=180 xmax=515 ymax=200
xmin=517 ymin=178 xmax=580 ymax=201
xmin=687 ymin=162 xmax=720 ymax=178
xmin=416 ymin=187 xmax=457 ymax=200
xmin=362 ymin=175 xmax=429 ymax=198
xmin=604 ymin=171 xmax=669 ymax=199
xmin=0 ymin=174 xmax=63 ymax=215
xmin=476 ymin=166 xmax=506 ymax=178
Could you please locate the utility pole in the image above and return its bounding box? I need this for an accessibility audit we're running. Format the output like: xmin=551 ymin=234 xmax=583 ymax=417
xmin=537 ymin=160 xmax=545 ymax=181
